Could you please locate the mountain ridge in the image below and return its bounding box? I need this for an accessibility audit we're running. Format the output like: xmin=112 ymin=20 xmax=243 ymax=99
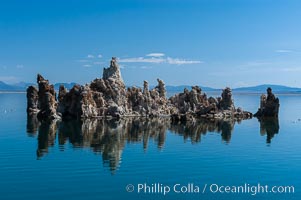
xmin=0 ymin=81 xmax=301 ymax=93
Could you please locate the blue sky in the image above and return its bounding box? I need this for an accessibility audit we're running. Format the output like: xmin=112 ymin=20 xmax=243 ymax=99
xmin=1 ymin=0 xmax=301 ymax=88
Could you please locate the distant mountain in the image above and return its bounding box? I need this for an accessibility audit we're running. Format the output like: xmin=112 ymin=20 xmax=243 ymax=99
xmin=233 ymin=84 xmax=301 ymax=93
xmin=0 ymin=81 xmax=24 ymax=91
xmin=148 ymin=84 xmax=301 ymax=93
xmin=165 ymin=85 xmax=219 ymax=92
xmin=13 ymin=81 xmax=36 ymax=88
xmin=0 ymin=81 xmax=78 ymax=92
xmin=1 ymin=82 xmax=301 ymax=93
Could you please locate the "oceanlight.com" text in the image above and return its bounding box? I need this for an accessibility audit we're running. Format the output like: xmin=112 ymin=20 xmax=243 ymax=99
xmin=125 ymin=182 xmax=295 ymax=196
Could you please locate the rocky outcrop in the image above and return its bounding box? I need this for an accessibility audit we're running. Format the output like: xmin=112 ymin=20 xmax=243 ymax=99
xmin=103 ymin=57 xmax=123 ymax=81
xmin=89 ymin=57 xmax=128 ymax=117
xmin=254 ymin=87 xmax=280 ymax=118
xmin=57 ymin=84 xmax=99 ymax=119
xmin=169 ymin=86 xmax=252 ymax=123
xmin=126 ymin=78 xmax=170 ymax=117
xmin=26 ymin=86 xmax=39 ymax=113
xmin=26 ymin=74 xmax=60 ymax=121
xmin=27 ymin=57 xmax=252 ymax=121
xmin=219 ymin=87 xmax=234 ymax=110
xmin=155 ymin=78 xmax=167 ymax=98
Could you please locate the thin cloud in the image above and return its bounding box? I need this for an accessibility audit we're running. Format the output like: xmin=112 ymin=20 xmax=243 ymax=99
xmin=146 ymin=53 xmax=165 ymax=57
xmin=166 ymin=57 xmax=203 ymax=65
xmin=81 ymin=53 xmax=203 ymax=66
xmin=119 ymin=57 xmax=165 ymax=63
xmin=119 ymin=55 xmax=202 ymax=65
xmin=275 ymin=49 xmax=293 ymax=53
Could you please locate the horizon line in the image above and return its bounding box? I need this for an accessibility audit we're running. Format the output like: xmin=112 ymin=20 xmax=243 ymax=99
xmin=1 ymin=80 xmax=301 ymax=90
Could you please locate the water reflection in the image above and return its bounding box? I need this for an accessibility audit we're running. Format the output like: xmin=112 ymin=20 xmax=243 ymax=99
xmin=26 ymin=113 xmax=40 ymax=137
xmin=27 ymin=117 xmax=170 ymax=171
xmin=58 ymin=119 xmax=127 ymax=171
xmin=26 ymin=116 xmax=279 ymax=172
xmin=169 ymin=119 xmax=235 ymax=143
xmin=37 ymin=120 xmax=57 ymax=158
xmin=258 ymin=117 xmax=280 ymax=144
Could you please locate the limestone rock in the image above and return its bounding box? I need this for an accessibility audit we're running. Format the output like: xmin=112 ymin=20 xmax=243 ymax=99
xmin=36 ymin=74 xmax=60 ymax=121
xmin=254 ymin=87 xmax=280 ymax=117
xmin=27 ymin=57 xmax=252 ymax=122
xmin=127 ymin=79 xmax=170 ymax=117
xmin=103 ymin=57 xmax=123 ymax=82
xmin=155 ymin=78 xmax=167 ymax=98
xmin=57 ymin=84 xmax=99 ymax=119
xmin=219 ymin=87 xmax=234 ymax=110
xmin=89 ymin=57 xmax=128 ymax=116
xmin=57 ymin=85 xmax=68 ymax=114
xmin=81 ymin=85 xmax=98 ymax=118
xmin=169 ymin=86 xmax=252 ymax=121
xmin=169 ymin=86 xmax=208 ymax=115
xmin=26 ymin=86 xmax=39 ymax=113
xmin=143 ymin=81 xmax=150 ymax=97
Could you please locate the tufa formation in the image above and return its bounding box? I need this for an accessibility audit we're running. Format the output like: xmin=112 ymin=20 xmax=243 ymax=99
xmin=254 ymin=87 xmax=280 ymax=118
xmin=27 ymin=57 xmax=253 ymax=121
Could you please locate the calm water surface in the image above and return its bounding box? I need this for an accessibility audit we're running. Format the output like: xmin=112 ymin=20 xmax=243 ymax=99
xmin=0 ymin=93 xmax=301 ymax=200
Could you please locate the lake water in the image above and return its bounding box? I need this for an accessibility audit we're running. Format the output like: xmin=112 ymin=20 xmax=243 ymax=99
xmin=0 ymin=93 xmax=301 ymax=200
